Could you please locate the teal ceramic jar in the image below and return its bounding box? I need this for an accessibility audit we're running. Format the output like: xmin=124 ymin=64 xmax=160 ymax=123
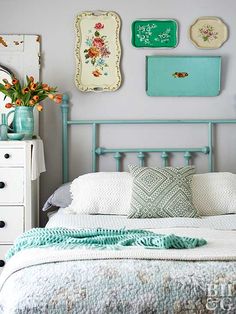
xmin=13 ymin=106 xmax=34 ymax=140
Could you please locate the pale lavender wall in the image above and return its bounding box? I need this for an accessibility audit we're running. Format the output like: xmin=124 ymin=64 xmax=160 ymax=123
xmin=1 ymin=0 xmax=236 ymax=225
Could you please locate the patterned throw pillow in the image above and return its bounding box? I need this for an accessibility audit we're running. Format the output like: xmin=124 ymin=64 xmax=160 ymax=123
xmin=128 ymin=165 xmax=198 ymax=218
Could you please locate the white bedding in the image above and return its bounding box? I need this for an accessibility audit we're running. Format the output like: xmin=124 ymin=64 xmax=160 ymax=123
xmin=46 ymin=208 xmax=236 ymax=231
xmin=1 ymin=225 xmax=236 ymax=290
xmin=1 ymin=210 xmax=236 ymax=294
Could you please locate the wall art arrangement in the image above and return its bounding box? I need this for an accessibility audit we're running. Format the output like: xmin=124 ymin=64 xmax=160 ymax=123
xmin=75 ymin=11 xmax=121 ymax=92
xmin=189 ymin=17 xmax=228 ymax=49
xmin=131 ymin=19 xmax=178 ymax=48
xmin=75 ymin=13 xmax=228 ymax=95
xmin=146 ymin=56 xmax=221 ymax=97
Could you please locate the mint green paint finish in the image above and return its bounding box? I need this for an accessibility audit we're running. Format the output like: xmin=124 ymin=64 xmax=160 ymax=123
xmin=132 ymin=20 xmax=178 ymax=48
xmin=95 ymin=147 xmax=209 ymax=154
xmin=208 ymin=123 xmax=213 ymax=172
xmin=146 ymin=56 xmax=221 ymax=97
xmin=92 ymin=123 xmax=97 ymax=172
xmin=114 ymin=152 xmax=122 ymax=171
xmin=137 ymin=152 xmax=145 ymax=167
xmin=61 ymin=94 xmax=69 ymax=182
xmin=60 ymin=95 xmax=236 ymax=183
xmin=161 ymin=152 xmax=169 ymax=167
xmin=184 ymin=152 xmax=192 ymax=166
xmin=68 ymin=119 xmax=236 ymax=125
xmin=7 ymin=106 xmax=34 ymax=139
xmin=0 ymin=113 xmax=8 ymax=141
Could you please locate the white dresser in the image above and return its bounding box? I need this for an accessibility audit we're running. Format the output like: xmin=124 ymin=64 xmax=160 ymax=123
xmin=0 ymin=140 xmax=42 ymax=273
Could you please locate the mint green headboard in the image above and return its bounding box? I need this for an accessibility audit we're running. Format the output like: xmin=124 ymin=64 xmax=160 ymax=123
xmin=61 ymin=94 xmax=236 ymax=183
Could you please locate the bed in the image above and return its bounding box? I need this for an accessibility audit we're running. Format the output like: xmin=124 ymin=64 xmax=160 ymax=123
xmin=0 ymin=94 xmax=236 ymax=313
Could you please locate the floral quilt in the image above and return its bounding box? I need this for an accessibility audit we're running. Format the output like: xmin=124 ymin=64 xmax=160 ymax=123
xmin=0 ymin=259 xmax=236 ymax=313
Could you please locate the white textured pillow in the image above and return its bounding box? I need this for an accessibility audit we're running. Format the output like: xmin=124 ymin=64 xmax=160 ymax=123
xmin=192 ymin=172 xmax=236 ymax=216
xmin=67 ymin=172 xmax=132 ymax=215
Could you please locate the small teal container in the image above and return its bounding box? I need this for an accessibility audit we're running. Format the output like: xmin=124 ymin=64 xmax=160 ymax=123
xmin=0 ymin=113 xmax=8 ymax=141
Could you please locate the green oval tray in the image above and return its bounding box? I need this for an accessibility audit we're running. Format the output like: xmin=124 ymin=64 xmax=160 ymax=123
xmin=132 ymin=19 xmax=178 ymax=48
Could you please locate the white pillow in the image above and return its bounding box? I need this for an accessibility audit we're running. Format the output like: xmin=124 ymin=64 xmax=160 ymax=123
xmin=67 ymin=172 xmax=132 ymax=215
xmin=192 ymin=172 xmax=236 ymax=216
xmin=66 ymin=171 xmax=236 ymax=217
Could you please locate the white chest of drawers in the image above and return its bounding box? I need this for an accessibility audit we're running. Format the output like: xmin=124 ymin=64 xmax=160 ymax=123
xmin=0 ymin=141 xmax=40 ymax=273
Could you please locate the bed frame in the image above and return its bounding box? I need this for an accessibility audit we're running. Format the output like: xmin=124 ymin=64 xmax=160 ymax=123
xmin=61 ymin=94 xmax=236 ymax=183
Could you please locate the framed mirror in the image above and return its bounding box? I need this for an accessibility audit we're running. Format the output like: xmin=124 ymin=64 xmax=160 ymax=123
xmin=0 ymin=64 xmax=14 ymax=123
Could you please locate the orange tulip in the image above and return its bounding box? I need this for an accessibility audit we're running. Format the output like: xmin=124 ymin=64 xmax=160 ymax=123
xmin=29 ymin=99 xmax=35 ymax=106
xmin=54 ymin=94 xmax=63 ymax=104
xmin=5 ymin=103 xmax=13 ymax=108
xmin=22 ymin=87 xmax=30 ymax=94
xmin=5 ymin=83 xmax=12 ymax=90
xmin=42 ymin=84 xmax=50 ymax=91
xmin=30 ymin=83 xmax=37 ymax=91
xmin=15 ymin=99 xmax=22 ymax=105
xmin=33 ymin=95 xmax=39 ymax=102
xmin=48 ymin=94 xmax=54 ymax=100
xmin=29 ymin=76 xmax=34 ymax=82
xmin=12 ymin=78 xmax=19 ymax=85
xmin=37 ymin=104 xmax=43 ymax=111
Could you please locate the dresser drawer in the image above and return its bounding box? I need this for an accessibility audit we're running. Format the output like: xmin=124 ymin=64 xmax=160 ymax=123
xmin=0 ymin=245 xmax=12 ymax=274
xmin=0 ymin=148 xmax=25 ymax=166
xmin=0 ymin=168 xmax=24 ymax=204
xmin=0 ymin=206 xmax=24 ymax=243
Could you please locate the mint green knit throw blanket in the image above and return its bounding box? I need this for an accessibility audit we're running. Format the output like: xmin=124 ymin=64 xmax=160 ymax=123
xmin=6 ymin=228 xmax=207 ymax=260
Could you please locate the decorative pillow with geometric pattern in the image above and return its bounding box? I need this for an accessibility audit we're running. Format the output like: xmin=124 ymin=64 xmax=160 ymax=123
xmin=128 ymin=165 xmax=198 ymax=218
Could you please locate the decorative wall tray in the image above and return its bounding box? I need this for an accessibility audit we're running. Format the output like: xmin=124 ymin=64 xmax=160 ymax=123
xmin=132 ymin=19 xmax=178 ymax=48
xmin=189 ymin=17 xmax=228 ymax=49
xmin=75 ymin=11 xmax=122 ymax=92
xmin=146 ymin=56 xmax=221 ymax=97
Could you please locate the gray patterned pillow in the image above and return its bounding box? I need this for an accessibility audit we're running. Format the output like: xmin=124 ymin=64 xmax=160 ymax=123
xmin=128 ymin=165 xmax=198 ymax=218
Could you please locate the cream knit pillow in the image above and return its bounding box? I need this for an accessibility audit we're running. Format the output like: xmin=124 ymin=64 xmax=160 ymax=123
xmin=192 ymin=172 xmax=236 ymax=216
xmin=66 ymin=172 xmax=132 ymax=215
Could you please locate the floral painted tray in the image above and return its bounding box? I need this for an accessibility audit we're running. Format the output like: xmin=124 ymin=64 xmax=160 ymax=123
xmin=189 ymin=17 xmax=228 ymax=49
xmin=132 ymin=19 xmax=178 ymax=48
xmin=75 ymin=11 xmax=122 ymax=92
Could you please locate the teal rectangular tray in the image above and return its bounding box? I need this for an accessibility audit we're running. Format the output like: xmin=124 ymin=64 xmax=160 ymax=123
xmin=132 ymin=19 xmax=178 ymax=48
xmin=146 ymin=56 xmax=221 ymax=96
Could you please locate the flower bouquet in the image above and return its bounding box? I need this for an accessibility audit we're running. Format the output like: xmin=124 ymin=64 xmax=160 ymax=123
xmin=0 ymin=75 xmax=62 ymax=111
xmin=0 ymin=75 xmax=62 ymax=139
